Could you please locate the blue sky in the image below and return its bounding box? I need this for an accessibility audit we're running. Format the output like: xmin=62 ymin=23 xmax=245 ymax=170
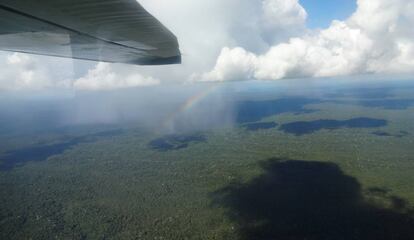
xmin=299 ymin=0 xmax=357 ymax=28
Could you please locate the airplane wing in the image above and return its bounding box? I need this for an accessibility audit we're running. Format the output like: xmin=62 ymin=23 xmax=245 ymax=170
xmin=0 ymin=0 xmax=181 ymax=65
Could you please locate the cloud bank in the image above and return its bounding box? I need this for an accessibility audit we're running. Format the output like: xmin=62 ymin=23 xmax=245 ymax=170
xmin=0 ymin=53 xmax=63 ymax=91
xmin=202 ymin=0 xmax=414 ymax=81
xmin=0 ymin=0 xmax=413 ymax=91
xmin=73 ymin=63 xmax=159 ymax=91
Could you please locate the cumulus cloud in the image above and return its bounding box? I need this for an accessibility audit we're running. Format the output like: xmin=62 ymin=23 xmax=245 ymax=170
xmin=0 ymin=53 xmax=53 ymax=91
xmin=73 ymin=63 xmax=159 ymax=91
xmin=199 ymin=47 xmax=258 ymax=82
xmin=260 ymin=0 xmax=307 ymax=44
xmin=202 ymin=0 xmax=414 ymax=81
xmin=0 ymin=52 xmax=78 ymax=91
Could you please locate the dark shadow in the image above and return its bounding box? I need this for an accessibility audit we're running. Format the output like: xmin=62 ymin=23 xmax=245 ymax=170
xmin=235 ymin=98 xmax=320 ymax=123
xmin=0 ymin=129 xmax=123 ymax=171
xmin=243 ymin=122 xmax=278 ymax=131
xmin=212 ymin=159 xmax=414 ymax=240
xmin=279 ymin=118 xmax=387 ymax=135
xmin=149 ymin=133 xmax=206 ymax=152
xmin=372 ymin=130 xmax=409 ymax=138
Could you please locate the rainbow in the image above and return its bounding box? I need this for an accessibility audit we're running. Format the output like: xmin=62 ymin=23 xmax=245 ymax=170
xmin=162 ymin=84 xmax=220 ymax=130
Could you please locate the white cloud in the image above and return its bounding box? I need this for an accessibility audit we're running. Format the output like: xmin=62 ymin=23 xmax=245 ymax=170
xmin=202 ymin=0 xmax=414 ymax=81
xmin=199 ymin=47 xmax=258 ymax=82
xmin=260 ymin=0 xmax=307 ymax=43
xmin=0 ymin=53 xmax=53 ymax=91
xmin=0 ymin=53 xmax=158 ymax=91
xmin=73 ymin=63 xmax=159 ymax=91
xmin=0 ymin=52 xmax=78 ymax=91
xmin=262 ymin=0 xmax=306 ymax=28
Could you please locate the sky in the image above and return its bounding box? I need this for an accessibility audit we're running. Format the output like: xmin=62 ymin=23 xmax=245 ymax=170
xmin=0 ymin=0 xmax=414 ymax=92
xmin=299 ymin=0 xmax=357 ymax=28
